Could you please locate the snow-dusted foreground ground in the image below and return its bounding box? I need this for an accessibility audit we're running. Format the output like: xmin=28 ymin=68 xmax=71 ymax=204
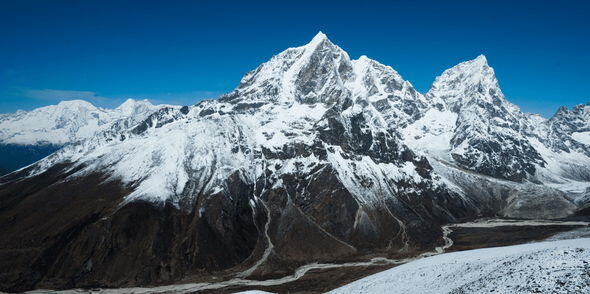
xmin=329 ymin=238 xmax=590 ymax=294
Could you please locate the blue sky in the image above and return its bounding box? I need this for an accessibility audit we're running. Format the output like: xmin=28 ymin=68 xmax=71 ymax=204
xmin=1 ymin=0 xmax=589 ymax=117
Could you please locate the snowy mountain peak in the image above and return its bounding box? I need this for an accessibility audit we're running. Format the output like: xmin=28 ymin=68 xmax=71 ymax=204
xmin=428 ymin=54 xmax=506 ymax=112
xmin=300 ymin=31 xmax=340 ymax=55
xmin=0 ymin=99 xmax=168 ymax=146
xmin=56 ymin=99 xmax=98 ymax=110
xmin=434 ymin=54 xmax=494 ymax=86
xmin=221 ymin=32 xmax=431 ymax=115
xmin=221 ymin=31 xmax=353 ymax=105
xmin=549 ymin=102 xmax=590 ymax=137
xmin=348 ymin=54 xmax=417 ymax=104
xmin=357 ymin=54 xmax=370 ymax=61
xmin=418 ymin=54 xmax=551 ymax=182
xmin=116 ymin=98 xmax=155 ymax=116
xmin=452 ymin=54 xmax=489 ymax=71
xmin=553 ymin=102 xmax=590 ymax=119
xmin=117 ymin=98 xmax=150 ymax=109
xmin=219 ymin=32 xmax=427 ymax=130
xmin=472 ymin=54 xmax=488 ymax=64
xmin=309 ymin=31 xmax=328 ymax=44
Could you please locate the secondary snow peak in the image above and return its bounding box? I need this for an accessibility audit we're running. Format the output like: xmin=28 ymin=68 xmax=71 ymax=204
xmin=56 ymin=99 xmax=97 ymax=109
xmin=427 ymin=53 xmax=504 ymax=111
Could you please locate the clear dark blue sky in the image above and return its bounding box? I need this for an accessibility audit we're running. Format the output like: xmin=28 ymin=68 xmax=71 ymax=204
xmin=1 ymin=0 xmax=589 ymax=117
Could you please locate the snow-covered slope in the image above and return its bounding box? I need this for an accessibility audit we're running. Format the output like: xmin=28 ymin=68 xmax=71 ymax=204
xmin=330 ymin=238 xmax=590 ymax=294
xmin=0 ymin=99 xmax=170 ymax=146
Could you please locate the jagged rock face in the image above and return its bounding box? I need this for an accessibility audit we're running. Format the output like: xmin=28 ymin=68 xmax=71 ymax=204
xmin=529 ymin=104 xmax=590 ymax=188
xmin=552 ymin=103 xmax=590 ymax=133
xmin=0 ymin=33 xmax=588 ymax=291
xmin=544 ymin=103 xmax=590 ymax=156
xmin=426 ymin=56 xmax=545 ymax=182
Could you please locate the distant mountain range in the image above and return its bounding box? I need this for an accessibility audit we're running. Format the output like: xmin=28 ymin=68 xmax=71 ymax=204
xmin=0 ymin=99 xmax=175 ymax=175
xmin=0 ymin=32 xmax=589 ymax=292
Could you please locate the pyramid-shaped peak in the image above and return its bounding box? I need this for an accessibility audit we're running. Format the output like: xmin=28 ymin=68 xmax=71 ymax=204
xmin=57 ymin=100 xmax=96 ymax=109
xmin=311 ymin=31 xmax=328 ymax=42
xmin=428 ymin=54 xmax=503 ymax=106
xmin=117 ymin=98 xmax=152 ymax=108
xmin=454 ymin=54 xmax=490 ymax=71
xmin=118 ymin=98 xmax=138 ymax=107
xmin=116 ymin=98 xmax=155 ymax=115
xmin=473 ymin=54 xmax=488 ymax=64
xmin=303 ymin=31 xmax=333 ymax=49
xmin=444 ymin=54 xmax=494 ymax=78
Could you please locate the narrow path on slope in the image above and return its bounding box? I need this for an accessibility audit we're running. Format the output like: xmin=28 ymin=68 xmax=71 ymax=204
xmin=26 ymin=219 xmax=589 ymax=294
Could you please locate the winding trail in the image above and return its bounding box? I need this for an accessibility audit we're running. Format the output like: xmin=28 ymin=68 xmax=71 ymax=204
xmin=27 ymin=219 xmax=589 ymax=294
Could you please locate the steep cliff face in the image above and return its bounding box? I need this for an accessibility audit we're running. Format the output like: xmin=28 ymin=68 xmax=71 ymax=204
xmin=0 ymin=33 xmax=588 ymax=292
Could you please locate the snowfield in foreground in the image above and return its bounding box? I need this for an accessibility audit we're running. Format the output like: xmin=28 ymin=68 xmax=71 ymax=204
xmin=330 ymin=238 xmax=590 ymax=294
